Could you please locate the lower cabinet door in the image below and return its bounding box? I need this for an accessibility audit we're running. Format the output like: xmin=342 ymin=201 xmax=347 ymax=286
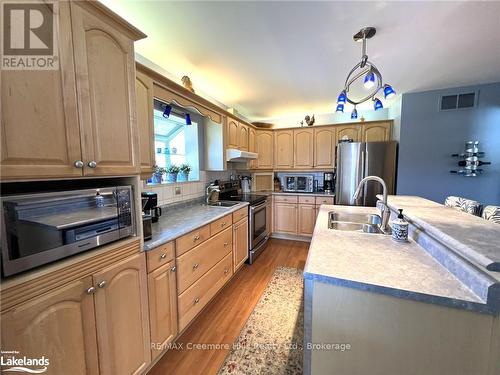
xmin=148 ymin=261 xmax=178 ymax=361
xmin=298 ymin=204 xmax=316 ymax=237
xmin=1 ymin=276 xmax=99 ymax=375
xmin=274 ymin=203 xmax=298 ymax=235
xmin=93 ymin=253 xmax=151 ymax=375
xmin=233 ymin=218 xmax=249 ymax=272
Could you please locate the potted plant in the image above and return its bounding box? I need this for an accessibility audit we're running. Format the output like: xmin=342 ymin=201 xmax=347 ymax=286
xmin=166 ymin=165 xmax=180 ymax=183
xmin=178 ymin=164 xmax=191 ymax=182
xmin=152 ymin=165 xmax=165 ymax=184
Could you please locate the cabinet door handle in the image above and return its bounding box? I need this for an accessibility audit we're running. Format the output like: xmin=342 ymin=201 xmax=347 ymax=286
xmin=194 ymin=235 xmax=200 ymax=240
xmin=160 ymin=253 xmax=167 ymax=260
xmin=88 ymin=160 xmax=97 ymax=168
xmin=194 ymin=297 xmax=200 ymax=304
xmin=224 ymin=242 xmax=229 ymax=247
xmin=97 ymin=281 xmax=106 ymax=288
xmin=86 ymin=286 xmax=96 ymax=294
xmin=221 ymin=222 xmax=226 ymax=227
xmin=74 ymin=160 xmax=84 ymax=168
xmin=171 ymin=266 xmax=176 ymax=272
xmin=193 ymin=263 xmax=199 ymax=270
xmin=224 ymin=269 xmax=229 ymax=275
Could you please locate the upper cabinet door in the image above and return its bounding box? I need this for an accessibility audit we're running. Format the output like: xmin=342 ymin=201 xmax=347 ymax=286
xmin=93 ymin=253 xmax=151 ymax=375
xmin=361 ymin=122 xmax=392 ymax=142
xmin=248 ymin=127 xmax=257 ymax=169
xmin=336 ymin=125 xmax=360 ymax=143
xmin=294 ymin=128 xmax=314 ymax=168
xmin=0 ymin=1 xmax=82 ymax=180
xmin=226 ymin=119 xmax=239 ymax=149
xmin=314 ymin=127 xmax=336 ymax=169
xmin=71 ymin=2 xmax=139 ymax=176
xmin=1 ymin=276 xmax=99 ymax=375
xmin=239 ymin=124 xmax=249 ymax=151
xmin=256 ymin=131 xmax=273 ymax=169
xmin=274 ymin=130 xmax=294 ymax=169
xmin=135 ymin=70 xmax=155 ymax=177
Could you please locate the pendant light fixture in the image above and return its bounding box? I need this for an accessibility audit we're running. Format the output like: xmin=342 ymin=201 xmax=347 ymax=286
xmin=162 ymin=104 xmax=172 ymax=118
xmin=185 ymin=113 xmax=192 ymax=125
xmin=336 ymin=27 xmax=395 ymax=117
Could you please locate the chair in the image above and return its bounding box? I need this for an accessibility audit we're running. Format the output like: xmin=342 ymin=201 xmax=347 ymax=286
xmin=481 ymin=206 xmax=500 ymax=224
xmin=444 ymin=196 xmax=482 ymax=216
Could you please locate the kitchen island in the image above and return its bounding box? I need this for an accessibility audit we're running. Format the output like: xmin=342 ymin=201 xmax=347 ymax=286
xmin=303 ymin=197 xmax=500 ymax=375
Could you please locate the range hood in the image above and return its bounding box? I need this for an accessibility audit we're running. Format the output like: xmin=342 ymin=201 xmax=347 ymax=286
xmin=226 ymin=148 xmax=258 ymax=162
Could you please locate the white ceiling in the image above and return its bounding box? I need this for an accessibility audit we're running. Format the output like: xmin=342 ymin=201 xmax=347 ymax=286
xmin=101 ymin=0 xmax=500 ymax=121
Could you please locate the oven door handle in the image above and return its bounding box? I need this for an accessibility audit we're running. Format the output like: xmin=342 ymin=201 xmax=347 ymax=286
xmin=250 ymin=200 xmax=267 ymax=212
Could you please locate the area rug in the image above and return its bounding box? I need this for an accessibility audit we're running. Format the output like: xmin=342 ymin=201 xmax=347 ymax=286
xmin=218 ymin=267 xmax=304 ymax=375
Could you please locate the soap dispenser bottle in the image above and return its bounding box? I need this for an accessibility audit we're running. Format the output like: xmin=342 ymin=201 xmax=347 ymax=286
xmin=392 ymin=209 xmax=409 ymax=242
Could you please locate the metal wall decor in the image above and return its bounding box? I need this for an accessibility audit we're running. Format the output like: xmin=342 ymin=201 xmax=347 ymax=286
xmin=450 ymin=141 xmax=491 ymax=177
xmin=300 ymin=114 xmax=315 ymax=127
xmin=336 ymin=27 xmax=396 ymax=119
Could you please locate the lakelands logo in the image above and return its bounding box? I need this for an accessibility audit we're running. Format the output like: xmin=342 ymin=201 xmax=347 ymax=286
xmin=1 ymin=351 xmax=49 ymax=373
xmin=1 ymin=0 xmax=59 ymax=70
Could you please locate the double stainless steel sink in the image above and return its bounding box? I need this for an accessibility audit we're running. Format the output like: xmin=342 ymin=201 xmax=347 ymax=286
xmin=205 ymin=201 xmax=240 ymax=208
xmin=328 ymin=212 xmax=383 ymax=234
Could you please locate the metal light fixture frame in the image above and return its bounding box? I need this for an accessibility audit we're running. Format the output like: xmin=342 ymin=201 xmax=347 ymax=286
xmin=343 ymin=27 xmax=384 ymax=106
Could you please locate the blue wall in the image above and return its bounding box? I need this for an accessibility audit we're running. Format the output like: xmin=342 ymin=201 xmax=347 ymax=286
xmin=397 ymin=82 xmax=500 ymax=205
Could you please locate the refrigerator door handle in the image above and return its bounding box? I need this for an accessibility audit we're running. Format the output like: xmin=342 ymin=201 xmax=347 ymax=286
xmin=363 ymin=150 xmax=369 ymax=206
xmin=359 ymin=150 xmax=366 ymax=205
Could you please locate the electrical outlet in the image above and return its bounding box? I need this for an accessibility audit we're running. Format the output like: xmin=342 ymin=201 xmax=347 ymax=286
xmin=175 ymin=187 xmax=182 ymax=196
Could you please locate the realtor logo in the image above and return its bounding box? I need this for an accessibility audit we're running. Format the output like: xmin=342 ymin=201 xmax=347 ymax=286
xmin=1 ymin=0 xmax=58 ymax=70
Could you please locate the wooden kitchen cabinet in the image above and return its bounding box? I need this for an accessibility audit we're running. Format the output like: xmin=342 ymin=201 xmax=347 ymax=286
xmin=239 ymin=123 xmax=249 ymax=151
xmin=314 ymin=127 xmax=336 ymax=169
xmin=256 ymin=130 xmax=274 ymax=169
xmin=336 ymin=125 xmax=360 ymax=142
xmin=233 ymin=217 xmax=249 ymax=272
xmin=248 ymin=127 xmax=257 ymax=169
xmin=1 ymin=276 xmax=100 ymax=375
xmin=298 ymin=204 xmax=316 ymax=237
xmin=148 ymin=261 xmax=178 ymax=361
xmin=93 ymin=253 xmax=151 ymax=375
xmin=71 ymin=1 xmax=141 ymax=176
xmin=0 ymin=1 xmax=82 ymax=180
xmin=227 ymin=118 xmax=239 ymax=149
xmin=361 ymin=122 xmax=392 ymax=142
xmin=266 ymin=197 xmax=273 ymax=235
xmin=135 ymin=69 xmax=155 ymax=177
xmin=294 ymin=128 xmax=314 ymax=168
xmin=274 ymin=130 xmax=294 ymax=169
xmin=274 ymin=202 xmax=298 ymax=235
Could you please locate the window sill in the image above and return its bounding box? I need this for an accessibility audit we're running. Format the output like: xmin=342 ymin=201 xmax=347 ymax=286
xmin=147 ymin=180 xmax=200 ymax=187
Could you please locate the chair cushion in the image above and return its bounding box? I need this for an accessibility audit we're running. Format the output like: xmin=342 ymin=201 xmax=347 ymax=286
xmin=444 ymin=196 xmax=481 ymax=216
xmin=481 ymin=206 xmax=500 ymax=224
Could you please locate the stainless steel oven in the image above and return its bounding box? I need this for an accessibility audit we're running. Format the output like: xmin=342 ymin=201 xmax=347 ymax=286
xmin=1 ymin=186 xmax=135 ymax=277
xmin=249 ymin=199 xmax=269 ymax=264
xmin=283 ymin=174 xmax=314 ymax=193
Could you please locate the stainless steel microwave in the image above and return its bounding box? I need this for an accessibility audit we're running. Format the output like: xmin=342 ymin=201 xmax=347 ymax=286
xmin=282 ymin=174 xmax=314 ymax=193
xmin=1 ymin=186 xmax=135 ymax=277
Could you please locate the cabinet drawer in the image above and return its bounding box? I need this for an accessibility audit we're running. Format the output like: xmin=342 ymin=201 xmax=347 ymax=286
xmin=176 ymin=225 xmax=210 ymax=256
xmin=298 ymin=196 xmax=315 ymax=204
xmin=315 ymin=196 xmax=335 ymax=205
xmin=210 ymin=214 xmax=232 ymax=236
xmin=178 ymin=253 xmax=232 ymax=332
xmin=232 ymin=206 xmax=248 ymax=223
xmin=274 ymin=195 xmax=298 ymax=203
xmin=146 ymin=241 xmax=174 ymax=273
xmin=176 ymin=227 xmax=232 ymax=294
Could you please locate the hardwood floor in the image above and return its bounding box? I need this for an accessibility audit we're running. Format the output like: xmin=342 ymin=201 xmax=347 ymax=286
xmin=148 ymin=238 xmax=310 ymax=375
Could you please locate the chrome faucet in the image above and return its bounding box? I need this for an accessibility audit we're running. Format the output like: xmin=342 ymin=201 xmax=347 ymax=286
xmin=353 ymin=176 xmax=391 ymax=233
xmin=206 ymin=184 xmax=220 ymax=204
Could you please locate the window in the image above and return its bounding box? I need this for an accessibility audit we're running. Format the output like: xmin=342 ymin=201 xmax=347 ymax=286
xmin=151 ymin=99 xmax=200 ymax=183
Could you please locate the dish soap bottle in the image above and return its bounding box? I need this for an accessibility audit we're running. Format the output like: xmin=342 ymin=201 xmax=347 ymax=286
xmin=392 ymin=209 xmax=409 ymax=242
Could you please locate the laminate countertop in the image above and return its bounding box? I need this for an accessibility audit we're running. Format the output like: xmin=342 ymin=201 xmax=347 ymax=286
xmin=304 ymin=203 xmax=500 ymax=314
xmin=144 ymin=199 xmax=248 ymax=251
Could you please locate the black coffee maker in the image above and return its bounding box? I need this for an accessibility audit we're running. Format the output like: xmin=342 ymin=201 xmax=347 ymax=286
xmin=323 ymin=172 xmax=335 ymax=193
xmin=141 ymin=192 xmax=162 ymax=223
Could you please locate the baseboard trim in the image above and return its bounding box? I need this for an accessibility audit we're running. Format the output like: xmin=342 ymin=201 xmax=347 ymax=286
xmin=270 ymin=233 xmax=312 ymax=242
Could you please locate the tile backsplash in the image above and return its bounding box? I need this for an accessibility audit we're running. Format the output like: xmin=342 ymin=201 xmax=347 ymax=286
xmin=141 ymin=170 xmax=234 ymax=206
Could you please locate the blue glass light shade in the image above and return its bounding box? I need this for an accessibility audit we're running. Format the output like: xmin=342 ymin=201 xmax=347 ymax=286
xmin=363 ymin=71 xmax=375 ymax=89
xmin=162 ymin=104 xmax=172 ymax=118
xmin=185 ymin=113 xmax=192 ymax=125
xmin=336 ymin=103 xmax=344 ymax=113
xmin=373 ymin=98 xmax=383 ymax=111
xmin=383 ymin=84 xmax=396 ymax=99
xmin=337 ymin=90 xmax=347 ymax=104
xmin=351 ymin=108 xmax=358 ymax=119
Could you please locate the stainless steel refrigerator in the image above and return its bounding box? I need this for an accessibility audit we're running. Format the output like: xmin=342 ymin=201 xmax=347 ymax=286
xmin=335 ymin=141 xmax=397 ymax=206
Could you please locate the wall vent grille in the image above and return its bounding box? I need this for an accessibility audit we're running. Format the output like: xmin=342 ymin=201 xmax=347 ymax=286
xmin=440 ymin=92 xmax=476 ymax=111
